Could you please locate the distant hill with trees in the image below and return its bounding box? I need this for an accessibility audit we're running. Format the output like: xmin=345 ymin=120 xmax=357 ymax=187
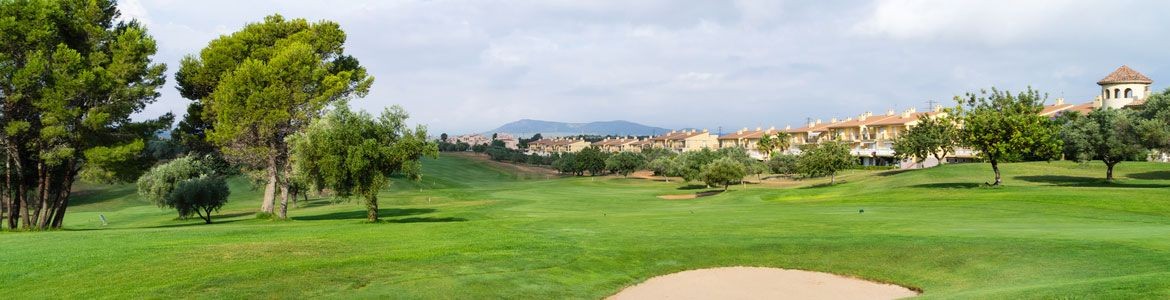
xmin=483 ymin=119 xmax=670 ymax=137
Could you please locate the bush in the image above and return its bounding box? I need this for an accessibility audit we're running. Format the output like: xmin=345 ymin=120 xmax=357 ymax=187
xmin=699 ymin=157 xmax=747 ymax=190
xmin=768 ymin=154 xmax=799 ymax=175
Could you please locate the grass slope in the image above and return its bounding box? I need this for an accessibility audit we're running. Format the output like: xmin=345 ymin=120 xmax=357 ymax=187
xmin=2 ymin=154 xmax=1170 ymax=299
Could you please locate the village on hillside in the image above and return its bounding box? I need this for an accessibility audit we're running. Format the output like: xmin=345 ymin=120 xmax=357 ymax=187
xmin=446 ymin=66 xmax=1165 ymax=169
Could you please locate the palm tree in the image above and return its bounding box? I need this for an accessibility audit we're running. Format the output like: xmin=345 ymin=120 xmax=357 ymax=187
xmin=756 ymin=134 xmax=775 ymax=158
xmin=774 ymin=132 xmax=792 ymax=153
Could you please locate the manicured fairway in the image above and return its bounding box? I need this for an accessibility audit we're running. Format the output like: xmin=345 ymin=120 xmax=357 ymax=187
xmin=2 ymin=154 xmax=1170 ymax=299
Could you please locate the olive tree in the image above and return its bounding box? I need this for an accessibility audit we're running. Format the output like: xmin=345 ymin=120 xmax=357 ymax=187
xmin=137 ymin=156 xmax=230 ymax=224
xmin=605 ymin=152 xmax=647 ymax=177
xmin=1061 ymin=108 xmax=1146 ymax=181
xmin=955 ymin=88 xmax=1061 ymax=185
xmin=290 ymin=105 xmax=437 ymax=222
xmin=699 ymin=157 xmax=747 ymax=190
xmin=797 ymin=141 xmax=855 ymax=185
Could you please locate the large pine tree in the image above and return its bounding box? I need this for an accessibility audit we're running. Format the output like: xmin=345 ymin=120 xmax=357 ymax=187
xmin=0 ymin=0 xmax=170 ymax=230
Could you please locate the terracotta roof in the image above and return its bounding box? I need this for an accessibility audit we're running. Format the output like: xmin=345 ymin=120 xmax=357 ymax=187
xmin=1039 ymin=104 xmax=1076 ymax=116
xmin=826 ymin=114 xmax=899 ymax=129
xmin=1063 ymin=102 xmax=1096 ymax=115
xmin=1098 ymin=65 xmax=1153 ymax=85
xmin=867 ymin=111 xmax=945 ymax=126
xmin=786 ymin=121 xmax=837 ymax=133
xmin=719 ymin=128 xmax=781 ymax=140
xmin=630 ymin=139 xmax=654 ymax=146
xmin=591 ymin=138 xmax=638 ymax=146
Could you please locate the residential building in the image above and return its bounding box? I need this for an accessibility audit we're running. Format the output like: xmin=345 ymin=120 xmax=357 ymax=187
xmin=592 ymin=137 xmax=640 ymax=153
xmin=718 ymin=127 xmax=782 ymax=159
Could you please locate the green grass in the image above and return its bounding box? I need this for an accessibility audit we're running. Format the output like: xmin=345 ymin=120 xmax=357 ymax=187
xmin=3 ymin=154 xmax=1170 ymax=299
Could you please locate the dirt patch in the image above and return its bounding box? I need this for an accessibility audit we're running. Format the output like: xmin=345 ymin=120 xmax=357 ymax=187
xmin=656 ymin=190 xmax=723 ymax=200
xmin=609 ymin=266 xmax=919 ymax=300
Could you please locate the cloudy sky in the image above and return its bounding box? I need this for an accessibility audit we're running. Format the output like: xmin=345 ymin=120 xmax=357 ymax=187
xmin=122 ymin=0 xmax=1170 ymax=134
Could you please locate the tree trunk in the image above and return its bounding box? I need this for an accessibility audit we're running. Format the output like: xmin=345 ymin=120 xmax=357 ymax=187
xmin=261 ymin=154 xmax=277 ymax=215
xmin=990 ymin=160 xmax=1002 ymax=186
xmin=1105 ymin=162 xmax=1116 ymax=182
xmin=278 ymin=166 xmax=290 ymax=219
xmin=366 ymin=193 xmax=379 ymax=222
xmin=830 ymin=172 xmax=836 ymax=185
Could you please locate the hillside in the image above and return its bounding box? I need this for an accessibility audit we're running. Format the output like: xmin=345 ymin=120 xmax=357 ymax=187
xmin=2 ymin=157 xmax=1170 ymax=298
xmin=482 ymin=119 xmax=671 ymax=137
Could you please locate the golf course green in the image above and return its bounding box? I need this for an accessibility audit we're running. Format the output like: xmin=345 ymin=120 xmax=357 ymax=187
xmin=2 ymin=153 xmax=1170 ymax=299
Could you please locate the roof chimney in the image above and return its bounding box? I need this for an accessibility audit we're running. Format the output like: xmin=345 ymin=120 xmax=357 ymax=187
xmin=756 ymin=126 xmax=762 ymax=131
xmin=831 ymin=118 xmax=838 ymax=123
xmin=816 ymin=119 xmax=822 ymax=125
xmin=785 ymin=125 xmax=791 ymax=130
xmin=1055 ymin=97 xmax=1065 ymax=105
xmin=887 ymin=108 xmax=895 ymax=116
xmin=933 ymin=104 xmax=943 ymax=112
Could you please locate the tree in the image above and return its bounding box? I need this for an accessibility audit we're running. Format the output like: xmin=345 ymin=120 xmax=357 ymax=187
xmin=956 ymin=88 xmax=1062 ymax=185
xmin=136 ymin=155 xmax=230 ymax=223
xmin=676 ymin=148 xmax=719 ymax=182
xmin=1135 ymin=88 xmax=1170 ymax=152
xmin=440 ymin=133 xmax=448 ymax=141
xmin=744 ymin=159 xmax=769 ymax=181
xmin=174 ymin=102 xmax=216 ymax=155
xmin=699 ymin=158 xmax=747 ymax=190
xmin=797 ymin=141 xmax=855 ymax=185
xmin=647 ymin=156 xmax=682 ymax=182
xmin=768 ymin=154 xmax=799 ymax=175
xmin=757 ymin=132 xmax=793 ymax=157
xmin=1 ymin=0 xmax=170 ymax=230
xmin=552 ymin=153 xmax=582 ymax=175
xmin=1061 ymin=108 xmax=1147 ymax=181
xmin=757 ymin=134 xmax=775 ymax=158
xmin=640 ymin=147 xmax=676 ymax=162
xmin=893 ymin=113 xmax=958 ymax=168
xmin=576 ymin=146 xmax=608 ymax=176
xmin=176 ymin=15 xmax=374 ymax=219
xmin=290 ymin=105 xmax=437 ymax=222
xmin=606 ymin=152 xmax=647 ymax=177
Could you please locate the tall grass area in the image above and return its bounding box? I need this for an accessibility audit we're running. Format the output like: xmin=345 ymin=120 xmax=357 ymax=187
xmin=2 ymin=154 xmax=1170 ymax=299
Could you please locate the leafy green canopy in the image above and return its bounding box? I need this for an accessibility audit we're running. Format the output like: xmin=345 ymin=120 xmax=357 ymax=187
xmin=699 ymin=157 xmax=747 ymax=190
xmin=893 ymin=113 xmax=959 ymax=167
xmin=1 ymin=0 xmax=170 ymax=229
xmin=797 ymin=141 xmax=855 ymax=184
xmin=955 ymin=88 xmax=1061 ymax=185
xmin=290 ymin=105 xmax=438 ymax=222
xmin=605 ymin=151 xmax=647 ymax=177
xmin=1060 ymin=108 xmax=1147 ymax=181
xmin=136 ymin=155 xmax=230 ymax=224
xmin=176 ymin=14 xmax=374 ymax=217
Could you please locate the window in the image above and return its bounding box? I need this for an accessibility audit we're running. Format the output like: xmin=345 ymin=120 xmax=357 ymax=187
xmin=1114 ymin=89 xmax=1121 ymax=99
xmin=1105 ymin=89 xmax=1110 ymax=99
xmin=1125 ymin=88 xmax=1133 ymax=98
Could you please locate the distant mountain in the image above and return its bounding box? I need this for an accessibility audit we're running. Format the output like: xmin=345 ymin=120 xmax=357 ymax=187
xmin=482 ymin=119 xmax=672 ymax=137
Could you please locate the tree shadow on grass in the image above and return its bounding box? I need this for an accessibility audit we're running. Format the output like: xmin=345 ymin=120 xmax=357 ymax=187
xmin=1127 ymin=170 xmax=1170 ymax=180
xmin=677 ymin=184 xmax=709 ymax=190
xmin=909 ymin=182 xmax=983 ymax=189
xmin=875 ymin=169 xmax=918 ymax=177
xmin=1016 ymin=175 xmax=1170 ymax=188
xmin=145 ymin=218 xmax=244 ymax=228
xmin=384 ymin=217 xmax=467 ymax=223
xmin=293 ymin=208 xmax=436 ymax=221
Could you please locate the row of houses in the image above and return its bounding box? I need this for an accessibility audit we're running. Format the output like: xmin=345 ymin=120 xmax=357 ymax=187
xmin=526 ymin=66 xmax=1158 ymax=168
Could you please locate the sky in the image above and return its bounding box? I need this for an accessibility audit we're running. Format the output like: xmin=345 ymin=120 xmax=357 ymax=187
xmin=121 ymin=0 xmax=1170 ymax=135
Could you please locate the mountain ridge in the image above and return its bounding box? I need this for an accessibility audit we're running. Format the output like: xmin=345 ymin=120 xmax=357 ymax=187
xmin=482 ymin=119 xmax=671 ymax=137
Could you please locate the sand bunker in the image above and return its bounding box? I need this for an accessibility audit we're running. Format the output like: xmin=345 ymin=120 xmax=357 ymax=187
xmin=656 ymin=191 xmax=723 ymax=200
xmin=608 ymin=267 xmax=919 ymax=300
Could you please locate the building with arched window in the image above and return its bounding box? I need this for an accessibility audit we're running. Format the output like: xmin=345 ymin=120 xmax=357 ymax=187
xmin=1097 ymin=65 xmax=1153 ymax=109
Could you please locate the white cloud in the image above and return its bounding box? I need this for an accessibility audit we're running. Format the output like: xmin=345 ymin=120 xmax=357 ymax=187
xmin=125 ymin=0 xmax=1170 ymax=134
